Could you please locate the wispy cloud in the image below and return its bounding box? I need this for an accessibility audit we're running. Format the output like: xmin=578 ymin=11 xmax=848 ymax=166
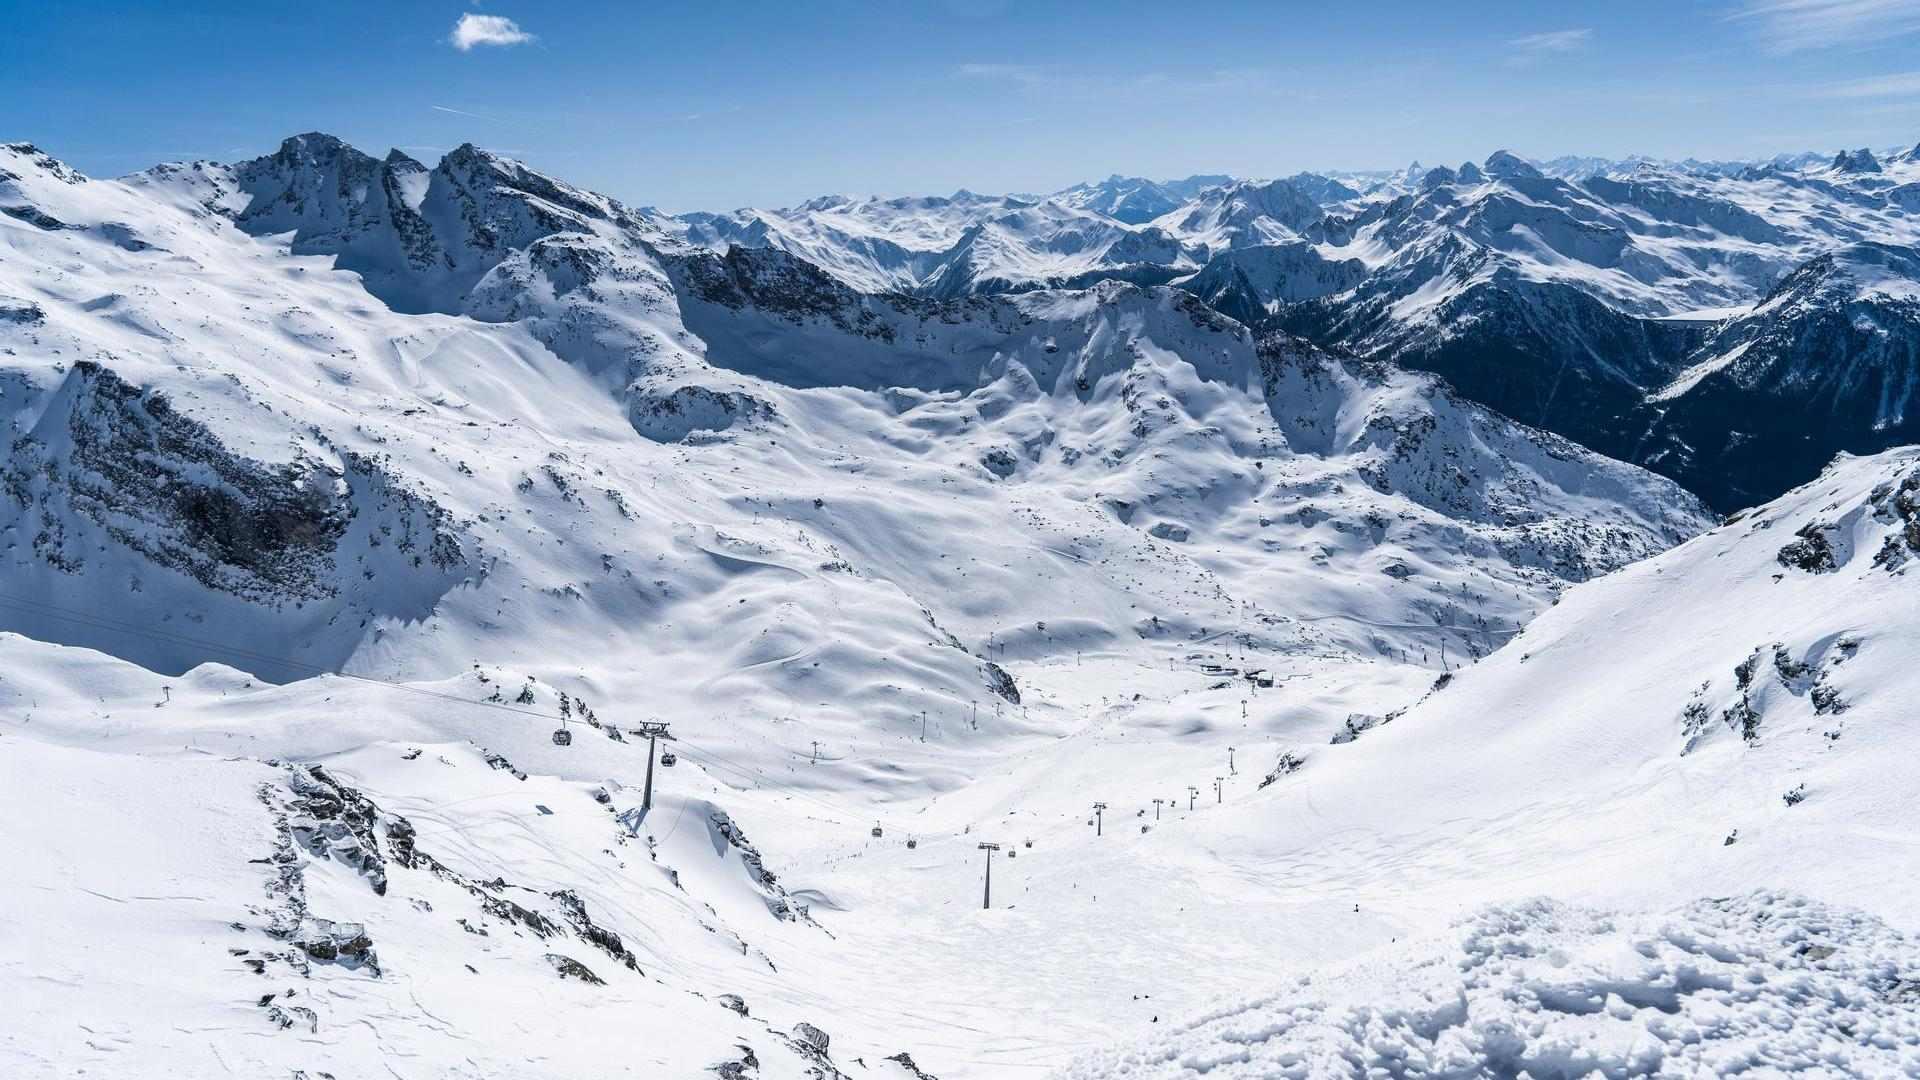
xmin=449 ymin=13 xmax=535 ymax=51
xmin=1730 ymin=0 xmax=1920 ymax=53
xmin=1508 ymin=28 xmax=1594 ymax=53
xmin=431 ymin=104 xmax=498 ymax=121
xmin=1816 ymin=70 xmax=1920 ymax=97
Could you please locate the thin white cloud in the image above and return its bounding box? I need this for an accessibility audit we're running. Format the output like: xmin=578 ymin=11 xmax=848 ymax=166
xmin=432 ymin=104 xmax=498 ymax=121
xmin=449 ymin=13 xmax=535 ymax=51
xmin=1508 ymin=28 xmax=1594 ymax=53
xmin=1817 ymin=70 xmax=1920 ymax=97
xmin=1731 ymin=0 xmax=1920 ymax=53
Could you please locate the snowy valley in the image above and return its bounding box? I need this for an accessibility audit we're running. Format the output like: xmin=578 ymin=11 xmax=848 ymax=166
xmin=3 ymin=130 xmax=1920 ymax=1079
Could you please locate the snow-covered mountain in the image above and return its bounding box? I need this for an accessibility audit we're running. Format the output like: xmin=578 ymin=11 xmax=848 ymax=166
xmin=1050 ymin=173 xmax=1238 ymax=224
xmin=1638 ymin=242 xmax=1920 ymax=509
xmin=662 ymin=145 xmax=1920 ymax=510
xmin=1062 ymin=443 xmax=1920 ymax=1075
xmin=0 ymin=135 xmax=1723 ymax=1078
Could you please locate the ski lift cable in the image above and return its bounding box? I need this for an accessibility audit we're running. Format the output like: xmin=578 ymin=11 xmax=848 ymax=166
xmin=670 ymin=739 xmax=926 ymax=833
xmin=0 ymin=590 xmax=935 ymax=834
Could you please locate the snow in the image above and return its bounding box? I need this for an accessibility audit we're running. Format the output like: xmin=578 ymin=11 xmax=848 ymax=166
xmin=1061 ymin=892 xmax=1920 ymax=1078
xmin=663 ymin=147 xmax=1920 ymax=330
xmin=1057 ymin=445 xmax=1920 ymax=1074
xmin=0 ymin=133 xmax=1916 ymax=1079
xmin=1647 ymin=339 xmax=1752 ymax=402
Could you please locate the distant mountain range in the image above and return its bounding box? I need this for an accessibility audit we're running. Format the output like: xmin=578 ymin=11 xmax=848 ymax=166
xmin=662 ymin=143 xmax=1920 ymax=510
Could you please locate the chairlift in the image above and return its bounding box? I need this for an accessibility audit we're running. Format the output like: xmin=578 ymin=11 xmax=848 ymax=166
xmin=660 ymin=751 xmax=677 ymax=767
xmin=871 ymin=823 xmax=884 ymax=838
xmin=1008 ymin=849 xmax=1017 ymax=859
xmin=551 ymin=726 xmax=572 ymax=747
xmin=906 ymin=837 xmax=918 ymax=850
xmin=1024 ymin=839 xmax=1032 ymax=848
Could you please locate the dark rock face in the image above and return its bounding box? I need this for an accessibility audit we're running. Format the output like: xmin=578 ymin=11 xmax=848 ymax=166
xmin=1276 ymin=239 xmax=1920 ymax=512
xmin=1181 ymin=243 xmax=1367 ymax=324
xmin=544 ymin=954 xmax=605 ymax=985
xmin=671 ymin=245 xmax=934 ymax=342
xmin=288 ymin=765 xmax=391 ymax=895
xmin=627 ymin=384 xmax=773 ymax=443
xmin=1777 ymin=523 xmax=1838 ymax=573
xmin=885 ymin=1051 xmax=940 ymax=1079
xmin=984 ymin=661 xmax=1021 ymax=704
xmin=0 ymin=362 xmax=474 ymax=679
xmin=0 ymin=297 xmax=45 ymax=323
xmin=1280 ymin=274 xmax=1701 ymax=486
xmin=1 ymin=203 xmax=73 ymax=230
xmin=1631 ymin=244 xmax=1920 ymax=511
xmin=1870 ymin=471 xmax=1920 ymax=570
xmin=4 ymin=362 xmax=351 ymax=603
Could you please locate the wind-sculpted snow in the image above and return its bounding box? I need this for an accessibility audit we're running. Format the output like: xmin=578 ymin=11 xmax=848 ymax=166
xmin=1059 ymin=892 xmax=1920 ymax=1079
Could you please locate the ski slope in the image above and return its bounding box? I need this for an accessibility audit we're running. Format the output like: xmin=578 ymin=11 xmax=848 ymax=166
xmin=1 ymin=133 xmax=1915 ymax=1078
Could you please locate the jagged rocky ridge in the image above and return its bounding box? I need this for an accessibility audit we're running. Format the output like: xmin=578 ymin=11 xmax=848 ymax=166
xmin=662 ymin=145 xmax=1920 ymax=510
xmin=0 ymin=135 xmax=1715 ymax=687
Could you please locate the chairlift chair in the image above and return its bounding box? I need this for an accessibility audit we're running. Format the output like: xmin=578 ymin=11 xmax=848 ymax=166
xmin=551 ymin=727 xmax=572 ymax=746
xmin=871 ymin=824 xmax=883 ymax=838
xmin=906 ymin=837 xmax=918 ymax=849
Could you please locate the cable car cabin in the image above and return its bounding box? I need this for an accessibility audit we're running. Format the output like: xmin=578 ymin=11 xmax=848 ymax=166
xmin=660 ymin=751 xmax=677 ymax=767
xmin=551 ymin=728 xmax=572 ymax=747
xmin=1008 ymin=849 xmax=1016 ymax=859
xmin=906 ymin=838 xmax=917 ymax=849
xmin=871 ymin=824 xmax=883 ymax=838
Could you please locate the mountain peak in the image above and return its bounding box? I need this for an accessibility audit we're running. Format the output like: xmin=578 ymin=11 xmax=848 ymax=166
xmin=1483 ymin=150 xmax=1543 ymax=180
xmin=1831 ymin=147 xmax=1882 ymax=174
xmin=275 ymin=131 xmax=351 ymax=154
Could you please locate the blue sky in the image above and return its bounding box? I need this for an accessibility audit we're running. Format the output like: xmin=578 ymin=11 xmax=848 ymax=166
xmin=5 ymin=0 xmax=1920 ymax=211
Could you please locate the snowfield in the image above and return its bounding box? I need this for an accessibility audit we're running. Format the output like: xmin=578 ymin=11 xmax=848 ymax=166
xmin=1 ymin=133 xmax=1918 ymax=1079
xmin=1061 ymin=892 xmax=1920 ymax=1078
